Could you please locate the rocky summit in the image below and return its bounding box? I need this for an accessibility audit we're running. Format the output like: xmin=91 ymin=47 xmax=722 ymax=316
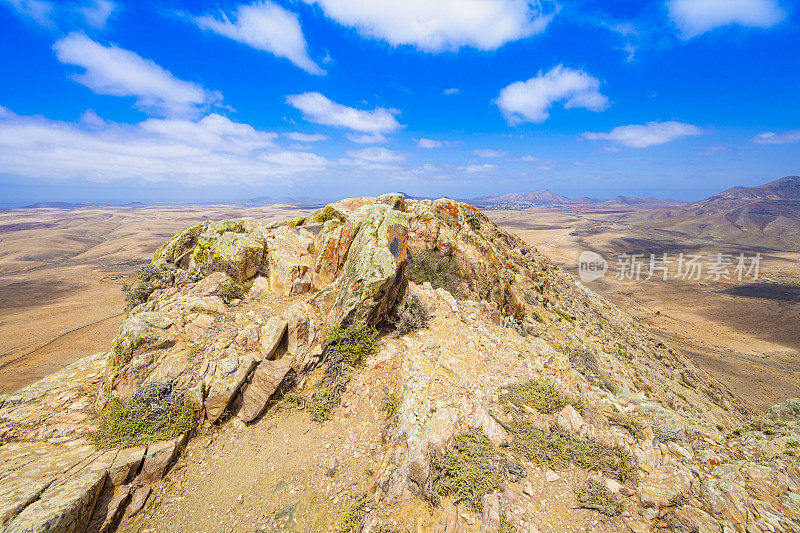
xmin=1 ymin=194 xmax=799 ymax=533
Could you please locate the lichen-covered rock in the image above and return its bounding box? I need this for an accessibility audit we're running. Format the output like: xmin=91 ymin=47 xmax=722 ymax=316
xmin=206 ymin=232 xmax=264 ymax=282
xmin=639 ymin=464 xmax=694 ymax=508
xmin=329 ymin=205 xmax=409 ymax=327
xmin=260 ymin=316 xmax=287 ymax=360
xmin=261 ymin=226 xmax=314 ymax=295
xmin=110 ymin=312 xmax=175 ymax=368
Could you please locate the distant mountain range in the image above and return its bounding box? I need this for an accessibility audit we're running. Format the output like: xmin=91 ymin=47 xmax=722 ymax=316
xmin=626 ymin=175 xmax=800 ymax=250
xmin=467 ymin=190 xmax=687 ymax=210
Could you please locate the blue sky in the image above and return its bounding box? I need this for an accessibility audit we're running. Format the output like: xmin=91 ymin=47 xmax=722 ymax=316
xmin=0 ymin=0 xmax=798 ymax=205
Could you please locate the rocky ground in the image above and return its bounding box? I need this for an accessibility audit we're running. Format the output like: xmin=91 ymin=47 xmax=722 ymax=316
xmin=1 ymin=194 xmax=798 ymax=532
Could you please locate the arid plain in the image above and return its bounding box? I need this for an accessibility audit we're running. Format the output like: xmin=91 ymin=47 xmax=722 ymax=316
xmin=1 ymin=203 xmax=797 ymax=411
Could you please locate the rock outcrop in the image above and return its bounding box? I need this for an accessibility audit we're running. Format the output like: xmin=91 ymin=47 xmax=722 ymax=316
xmin=1 ymin=194 xmax=797 ymax=532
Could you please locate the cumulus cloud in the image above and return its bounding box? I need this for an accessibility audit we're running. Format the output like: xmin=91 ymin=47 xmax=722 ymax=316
xmin=460 ymin=163 xmax=497 ymax=173
xmin=285 ymin=132 xmax=328 ymax=142
xmin=53 ymin=33 xmax=220 ymax=117
xmin=417 ymin=138 xmax=442 ymax=149
xmin=286 ymin=92 xmax=401 ymax=134
xmin=752 ymin=129 xmax=800 ymax=144
xmin=345 ymin=146 xmax=406 ymax=163
xmin=583 ymin=121 xmax=702 ymax=148
xmin=0 ymin=107 xmax=327 ymax=185
xmin=2 ymin=0 xmax=117 ymax=29
xmin=443 ymin=88 xmax=460 ymax=95
xmin=346 ymin=132 xmax=387 ymax=144
xmin=473 ymin=149 xmax=507 ymax=158
xmin=302 ymin=0 xmax=555 ymax=52
xmin=193 ymin=1 xmax=324 ymax=75
xmin=495 ymin=65 xmax=608 ymax=125
xmin=668 ymin=0 xmax=785 ymax=38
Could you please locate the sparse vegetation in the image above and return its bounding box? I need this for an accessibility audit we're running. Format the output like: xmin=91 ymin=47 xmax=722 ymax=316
xmin=553 ymin=307 xmax=575 ymax=324
xmin=390 ymin=292 xmax=429 ymax=335
xmin=94 ymin=379 xmax=196 ymax=449
xmin=216 ymin=281 xmax=244 ymax=304
xmin=608 ymin=412 xmax=646 ymax=441
xmin=435 ymin=429 xmax=505 ymax=509
xmin=500 ymin=378 xmax=584 ymax=414
xmin=576 ymin=480 xmax=624 ymax=516
xmin=530 ymin=311 xmax=544 ymax=323
xmin=381 ymin=392 xmax=400 ymax=419
xmin=498 ymin=513 xmax=517 ymax=533
xmin=680 ymin=372 xmax=697 ymax=389
xmin=122 ymin=264 xmax=170 ymax=311
xmin=326 ymin=322 xmax=378 ymax=367
xmin=729 ymin=417 xmax=789 ymax=438
xmin=407 ymin=250 xmax=463 ymax=296
xmin=189 ymin=344 xmax=204 ymax=358
xmin=511 ymin=424 xmax=638 ymax=483
xmin=338 ymin=488 xmax=369 ymax=533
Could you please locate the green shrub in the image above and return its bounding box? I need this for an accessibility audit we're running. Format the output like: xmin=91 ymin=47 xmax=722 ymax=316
xmin=95 ymin=379 xmax=196 ymax=449
xmin=338 ymin=489 xmax=369 ymax=533
xmin=217 ymin=281 xmax=244 ymax=304
xmin=553 ymin=307 xmax=575 ymax=324
xmin=576 ymin=480 xmax=623 ymax=516
xmin=512 ymin=425 xmax=638 ymax=483
xmin=500 ymin=378 xmax=583 ymax=414
xmin=608 ymin=412 xmax=646 ymax=441
xmin=327 ymin=322 xmax=378 ymax=366
xmin=122 ymin=264 xmax=170 ymax=311
xmin=381 ymin=393 xmax=400 ymax=418
xmin=437 ymin=429 xmax=505 ymax=509
xmin=407 ymin=250 xmax=462 ymax=296
xmin=390 ymin=292 xmax=429 ymax=335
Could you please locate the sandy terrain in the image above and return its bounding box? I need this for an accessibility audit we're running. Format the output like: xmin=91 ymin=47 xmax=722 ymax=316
xmin=488 ymin=207 xmax=800 ymax=411
xmin=0 ymin=205 xmax=310 ymax=394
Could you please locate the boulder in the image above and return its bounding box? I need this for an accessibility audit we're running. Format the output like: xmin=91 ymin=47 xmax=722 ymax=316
xmin=556 ymin=405 xmax=584 ymax=434
xmin=205 ymin=354 xmax=259 ymax=423
xmin=639 ymin=464 xmax=693 ymax=508
xmin=85 ymin=485 xmax=130 ymax=533
xmin=207 ymin=232 xmax=264 ymax=282
xmin=110 ymin=312 xmax=175 ymax=368
xmin=140 ymin=435 xmax=185 ymax=485
xmin=239 ymin=356 xmax=295 ymax=423
xmin=766 ymin=398 xmax=800 ymax=422
xmin=261 ymin=226 xmax=315 ymax=295
xmin=329 ymin=205 xmax=409 ymax=327
xmin=260 ymin=317 xmax=287 ymax=360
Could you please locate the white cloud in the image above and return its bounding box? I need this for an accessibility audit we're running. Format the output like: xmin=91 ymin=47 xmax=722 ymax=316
xmin=286 ymin=92 xmax=401 ymax=134
xmin=0 ymin=107 xmax=327 ymax=185
xmin=495 ymin=65 xmax=609 ymax=125
xmin=752 ymin=129 xmax=800 ymax=144
xmin=345 ymin=146 xmax=406 ymax=163
xmin=443 ymin=88 xmax=459 ymax=95
xmin=460 ymin=163 xmax=497 ymax=173
xmin=2 ymin=0 xmax=117 ymax=29
xmin=79 ymin=0 xmax=115 ymax=29
xmin=2 ymin=0 xmax=54 ymax=26
xmin=285 ymin=132 xmax=328 ymax=142
xmin=346 ymin=132 xmax=387 ymax=144
xmin=668 ymin=0 xmax=785 ymax=38
xmin=193 ymin=1 xmax=324 ymax=75
xmin=53 ymin=33 xmax=220 ymax=117
xmin=302 ymin=0 xmax=555 ymax=52
xmin=417 ymin=138 xmax=442 ymax=149
xmin=583 ymin=121 xmax=702 ymax=148
xmin=473 ymin=149 xmax=507 ymax=158
xmin=521 ymin=155 xmax=539 ymax=162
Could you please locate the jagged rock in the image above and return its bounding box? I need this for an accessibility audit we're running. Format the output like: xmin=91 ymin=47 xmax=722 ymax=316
xmin=329 ymin=205 xmax=409 ymax=326
xmin=141 ymin=435 xmax=185 ymax=485
xmin=107 ymin=446 xmax=146 ymax=486
xmin=85 ymin=485 xmax=130 ymax=533
xmin=5 ymin=450 xmax=114 ymax=533
xmin=110 ymin=312 xmax=175 ymax=368
xmin=124 ymin=486 xmax=151 ymax=518
xmin=261 ymin=226 xmax=314 ymax=295
xmin=205 ymin=354 xmax=259 ymax=423
xmin=480 ymin=493 xmax=501 ymax=532
xmin=458 ymin=400 xmax=507 ymax=445
xmin=206 ymin=232 xmax=264 ymax=282
xmin=766 ymin=398 xmax=800 ymax=422
xmin=556 ymin=404 xmax=584 ymax=434
xmin=239 ymin=356 xmax=294 ymax=423
xmin=260 ymin=316 xmax=287 ymax=360
xmin=639 ymin=464 xmax=693 ymax=508
xmin=247 ymin=276 xmax=270 ymax=299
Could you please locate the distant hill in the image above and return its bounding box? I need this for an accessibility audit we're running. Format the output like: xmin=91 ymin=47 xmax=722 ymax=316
xmin=23 ymin=202 xmax=96 ymax=209
xmin=626 ymin=176 xmax=800 ymax=250
xmin=468 ymin=189 xmax=685 ymax=210
xmin=240 ymin=196 xmax=324 ymax=208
